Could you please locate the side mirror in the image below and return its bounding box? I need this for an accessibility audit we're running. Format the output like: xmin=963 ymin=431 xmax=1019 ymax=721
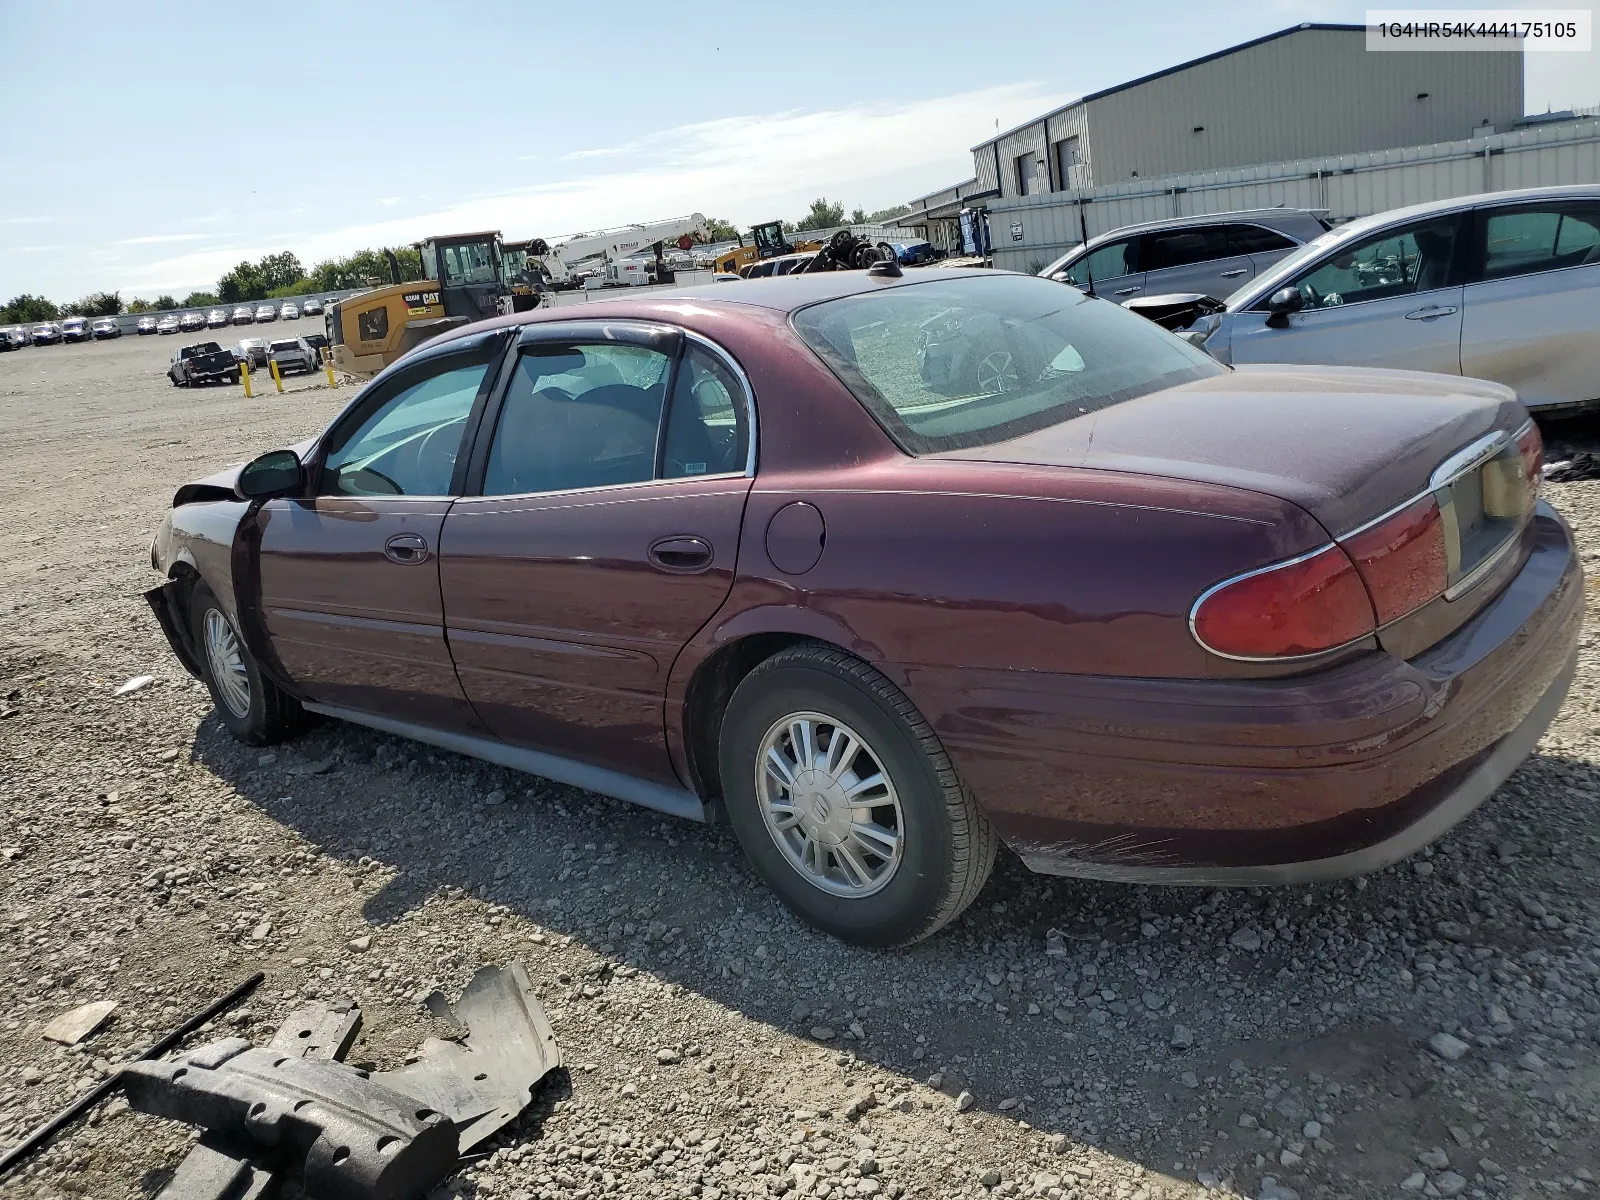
xmin=237 ymin=449 xmax=303 ymax=499
xmin=1263 ymin=286 xmax=1304 ymax=327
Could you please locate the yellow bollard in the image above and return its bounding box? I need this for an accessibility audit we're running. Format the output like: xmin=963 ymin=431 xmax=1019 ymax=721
xmin=241 ymin=361 xmax=253 ymax=398
xmin=324 ymin=353 xmax=337 ymax=389
xmin=269 ymin=357 xmax=284 ymax=394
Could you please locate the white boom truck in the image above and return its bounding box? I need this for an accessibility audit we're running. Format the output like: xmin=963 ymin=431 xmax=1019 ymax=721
xmin=523 ymin=213 xmax=710 ymax=289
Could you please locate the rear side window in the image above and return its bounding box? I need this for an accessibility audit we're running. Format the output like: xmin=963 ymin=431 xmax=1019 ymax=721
xmin=1060 ymin=238 xmax=1138 ymax=288
xmin=792 ymin=274 xmax=1223 ymax=455
xmin=1140 ymin=227 xmax=1229 ymax=272
xmin=1481 ymin=204 xmax=1600 ymax=281
xmin=1223 ymin=224 xmax=1298 ymax=255
xmin=662 ymin=345 xmax=749 ymax=478
xmin=483 ymin=343 xmax=672 ymax=495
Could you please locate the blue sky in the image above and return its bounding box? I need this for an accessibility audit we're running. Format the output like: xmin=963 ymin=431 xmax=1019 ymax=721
xmin=2 ymin=0 xmax=1594 ymax=302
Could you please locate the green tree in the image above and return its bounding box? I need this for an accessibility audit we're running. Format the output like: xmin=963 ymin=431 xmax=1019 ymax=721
xmin=62 ymin=291 xmax=122 ymax=317
xmin=217 ymin=261 xmax=265 ymax=303
xmin=867 ymin=204 xmax=911 ymax=223
xmin=793 ymin=198 xmax=846 ymax=232
xmin=704 ymin=216 xmax=740 ymax=242
xmin=257 ymin=251 xmax=305 ymax=292
xmin=807 ymin=201 xmax=845 ymax=230
xmin=183 ymin=291 xmax=219 ymax=308
xmin=849 ymin=207 xmax=867 ymax=224
xmin=127 ymin=298 xmax=154 ymax=313
xmin=153 ymin=295 xmax=179 ymax=311
xmin=1 ymin=294 xmax=60 ymax=323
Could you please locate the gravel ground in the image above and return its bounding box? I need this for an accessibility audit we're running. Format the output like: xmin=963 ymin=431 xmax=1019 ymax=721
xmin=1 ymin=332 xmax=1596 ymax=1200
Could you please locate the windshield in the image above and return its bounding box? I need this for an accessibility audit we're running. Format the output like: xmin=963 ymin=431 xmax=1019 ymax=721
xmin=792 ymin=274 xmax=1224 ymax=455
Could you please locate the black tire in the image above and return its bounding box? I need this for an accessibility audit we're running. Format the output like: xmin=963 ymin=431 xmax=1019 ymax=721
xmin=228 ymin=371 xmax=240 ymax=385
xmin=188 ymin=583 xmax=307 ymax=746
xmin=718 ymin=644 xmax=997 ymax=946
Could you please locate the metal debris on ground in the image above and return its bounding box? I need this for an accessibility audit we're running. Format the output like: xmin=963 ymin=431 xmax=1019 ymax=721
xmin=122 ymin=1038 xmax=459 ymax=1200
xmin=114 ymin=963 xmax=558 ymax=1200
xmin=268 ymin=999 xmax=363 ymax=1062
xmin=1544 ymin=452 xmax=1600 ymax=482
xmin=376 ymin=962 xmax=562 ymax=1152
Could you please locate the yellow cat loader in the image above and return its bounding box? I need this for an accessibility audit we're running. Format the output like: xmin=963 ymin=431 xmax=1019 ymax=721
xmin=329 ymin=231 xmax=533 ymax=380
xmin=712 ymin=220 xmax=821 ymax=275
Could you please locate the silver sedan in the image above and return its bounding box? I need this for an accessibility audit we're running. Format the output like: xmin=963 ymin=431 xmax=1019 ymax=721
xmin=1189 ymin=185 xmax=1600 ymax=414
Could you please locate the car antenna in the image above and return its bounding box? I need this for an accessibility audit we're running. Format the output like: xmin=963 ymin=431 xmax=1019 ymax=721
xmin=1078 ymin=198 xmax=1094 ymax=296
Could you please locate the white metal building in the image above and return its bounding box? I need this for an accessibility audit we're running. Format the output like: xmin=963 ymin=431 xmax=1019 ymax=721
xmin=906 ymin=22 xmax=1524 ymax=233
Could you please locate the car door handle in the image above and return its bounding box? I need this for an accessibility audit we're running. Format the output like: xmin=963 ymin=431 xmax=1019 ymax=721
xmin=1113 ymin=286 xmax=1141 ymax=296
xmin=1219 ymin=268 xmax=1249 ymax=278
xmin=383 ymin=532 xmax=430 ymax=564
xmin=1404 ymin=305 xmax=1459 ymax=321
xmin=648 ymin=536 xmax=713 ymax=574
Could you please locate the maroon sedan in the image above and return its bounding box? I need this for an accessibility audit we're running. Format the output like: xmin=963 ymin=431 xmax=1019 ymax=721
xmin=145 ymin=269 xmax=1580 ymax=946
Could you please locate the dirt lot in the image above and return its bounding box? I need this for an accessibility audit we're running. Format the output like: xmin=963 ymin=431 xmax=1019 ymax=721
xmin=0 ymin=329 xmax=1596 ymax=1200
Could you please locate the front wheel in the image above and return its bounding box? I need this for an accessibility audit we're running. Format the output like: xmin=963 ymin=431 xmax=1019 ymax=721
xmin=718 ymin=644 xmax=996 ymax=946
xmin=189 ymin=583 xmax=308 ymax=745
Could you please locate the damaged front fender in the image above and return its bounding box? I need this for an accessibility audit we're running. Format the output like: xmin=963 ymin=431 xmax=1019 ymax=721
xmin=144 ymin=579 xmax=203 ymax=681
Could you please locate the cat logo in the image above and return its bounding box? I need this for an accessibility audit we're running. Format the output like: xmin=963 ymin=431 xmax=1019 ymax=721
xmin=403 ymin=290 xmax=441 ymax=315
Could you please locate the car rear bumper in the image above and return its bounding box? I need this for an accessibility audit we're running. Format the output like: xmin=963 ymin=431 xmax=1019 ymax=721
xmin=924 ymin=503 xmax=1582 ymax=884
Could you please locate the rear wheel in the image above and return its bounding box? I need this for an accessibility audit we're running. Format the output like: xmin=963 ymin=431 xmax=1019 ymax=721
xmin=718 ymin=644 xmax=996 ymax=946
xmin=189 ymin=583 xmax=307 ymax=746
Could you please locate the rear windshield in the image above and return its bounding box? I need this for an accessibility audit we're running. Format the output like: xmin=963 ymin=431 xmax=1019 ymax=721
xmin=269 ymin=341 xmax=298 ymax=352
xmin=791 ymin=274 xmax=1224 ymax=454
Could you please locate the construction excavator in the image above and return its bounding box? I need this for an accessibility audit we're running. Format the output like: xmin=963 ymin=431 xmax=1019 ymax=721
xmin=328 ymin=230 xmax=532 ymax=380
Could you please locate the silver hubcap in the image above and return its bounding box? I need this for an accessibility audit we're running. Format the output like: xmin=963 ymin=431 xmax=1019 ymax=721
xmin=203 ymin=608 xmax=251 ymax=718
xmin=756 ymin=712 xmax=903 ymax=898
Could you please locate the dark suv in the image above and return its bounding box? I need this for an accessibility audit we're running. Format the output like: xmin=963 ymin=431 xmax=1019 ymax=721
xmin=1040 ymin=209 xmax=1330 ymax=302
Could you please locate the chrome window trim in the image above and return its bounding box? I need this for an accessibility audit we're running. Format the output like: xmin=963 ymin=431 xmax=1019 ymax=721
xmin=453 ymin=472 xmax=750 ymax=507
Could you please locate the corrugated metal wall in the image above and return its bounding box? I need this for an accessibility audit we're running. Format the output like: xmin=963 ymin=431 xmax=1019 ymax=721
xmin=1086 ymin=29 xmax=1521 ymax=184
xmin=987 ymin=118 xmax=1600 ymax=273
xmin=971 ymin=26 xmax=1523 ymax=202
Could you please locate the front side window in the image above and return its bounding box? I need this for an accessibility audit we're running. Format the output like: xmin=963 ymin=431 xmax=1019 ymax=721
xmin=793 ymin=274 xmax=1223 ymax=455
xmin=1060 ymin=238 xmax=1138 ymax=288
xmin=1141 ymin=227 xmax=1230 ymax=272
xmin=441 ymin=242 xmax=497 ymax=287
xmin=483 ymin=343 xmax=672 ymax=495
xmin=320 ymin=358 xmax=490 ymax=497
xmin=1482 ymin=204 xmax=1600 ymax=281
xmin=1287 ymin=217 xmax=1460 ymax=310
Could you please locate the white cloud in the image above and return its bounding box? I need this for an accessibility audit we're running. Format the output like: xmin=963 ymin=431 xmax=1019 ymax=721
xmin=1 ymin=216 xmax=53 ymax=225
xmin=116 ymin=82 xmax=1066 ymax=295
xmin=116 ymin=233 xmax=210 ymax=245
xmin=377 ymin=197 xmax=400 ymax=206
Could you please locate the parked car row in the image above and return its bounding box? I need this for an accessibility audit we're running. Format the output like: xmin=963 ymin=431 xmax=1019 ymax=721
xmin=1046 ymin=184 xmax=1600 ymax=415
xmin=7 ymin=296 xmax=339 ymax=347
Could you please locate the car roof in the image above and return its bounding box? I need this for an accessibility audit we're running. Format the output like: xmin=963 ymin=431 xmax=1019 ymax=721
xmin=1076 ymin=207 xmax=1326 ymax=251
xmin=1293 ymin=182 xmax=1600 ymax=245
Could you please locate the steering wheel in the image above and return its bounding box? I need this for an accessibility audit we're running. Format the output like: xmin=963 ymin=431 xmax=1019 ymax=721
xmin=417 ymin=423 xmax=461 ymax=487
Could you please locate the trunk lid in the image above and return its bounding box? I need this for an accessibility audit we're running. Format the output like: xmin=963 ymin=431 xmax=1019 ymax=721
xmin=945 ymin=364 xmax=1525 ymax=536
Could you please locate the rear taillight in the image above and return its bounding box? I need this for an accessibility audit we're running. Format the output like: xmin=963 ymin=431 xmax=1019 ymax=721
xmin=1191 ymin=544 xmax=1376 ymax=660
xmin=1341 ymin=494 xmax=1449 ymax=625
xmin=1515 ymin=419 xmax=1542 ymax=509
